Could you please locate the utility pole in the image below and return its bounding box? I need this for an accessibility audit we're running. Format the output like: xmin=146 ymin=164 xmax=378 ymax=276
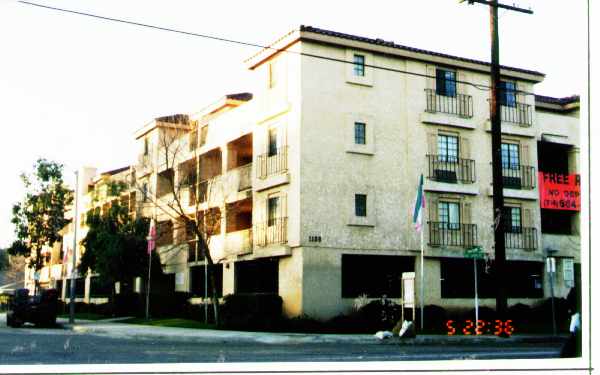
xmin=69 ymin=170 xmax=79 ymax=324
xmin=459 ymin=0 xmax=532 ymax=322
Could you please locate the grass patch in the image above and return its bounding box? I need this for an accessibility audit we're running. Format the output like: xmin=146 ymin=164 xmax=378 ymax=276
xmin=57 ymin=312 xmax=109 ymax=321
xmin=120 ymin=317 xmax=217 ymax=330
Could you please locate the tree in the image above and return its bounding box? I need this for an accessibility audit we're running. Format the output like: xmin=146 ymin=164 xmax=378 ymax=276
xmin=133 ymin=117 xmax=236 ymax=324
xmin=78 ymin=195 xmax=155 ymax=303
xmin=8 ymin=159 xmax=72 ymax=294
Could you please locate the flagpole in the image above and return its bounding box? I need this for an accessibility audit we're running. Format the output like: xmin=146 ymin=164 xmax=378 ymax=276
xmin=420 ymin=226 xmax=424 ymax=331
xmin=145 ymin=249 xmax=152 ymax=320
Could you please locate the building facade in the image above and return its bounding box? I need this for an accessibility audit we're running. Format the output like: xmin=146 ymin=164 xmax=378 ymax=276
xmin=28 ymin=26 xmax=581 ymax=320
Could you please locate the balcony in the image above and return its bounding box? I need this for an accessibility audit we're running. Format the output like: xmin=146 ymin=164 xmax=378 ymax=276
xmin=502 ymin=165 xmax=536 ymax=190
xmin=427 ymin=155 xmax=475 ymax=184
xmin=237 ymin=163 xmax=252 ymax=191
xmin=224 ymin=229 xmax=253 ymax=256
xmin=254 ymin=217 xmax=288 ymax=247
xmin=428 ymin=222 xmax=478 ymax=248
xmin=425 ymin=89 xmax=473 ymax=118
xmin=501 ymin=103 xmax=532 ymax=126
xmin=257 ymin=146 xmax=288 ymax=179
xmin=505 ymin=227 xmax=537 ymax=251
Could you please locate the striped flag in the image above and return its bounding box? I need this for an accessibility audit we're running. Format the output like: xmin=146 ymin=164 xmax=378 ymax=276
xmin=147 ymin=219 xmax=156 ymax=255
xmin=412 ymin=174 xmax=426 ymax=232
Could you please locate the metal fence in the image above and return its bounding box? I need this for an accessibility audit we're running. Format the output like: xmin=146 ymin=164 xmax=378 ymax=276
xmin=505 ymin=227 xmax=538 ymax=251
xmin=501 ymin=102 xmax=532 ymax=126
xmin=254 ymin=217 xmax=288 ymax=246
xmin=257 ymin=147 xmax=288 ymax=179
xmin=425 ymin=89 xmax=473 ymax=118
xmin=428 ymin=222 xmax=478 ymax=248
xmin=502 ymin=165 xmax=536 ymax=189
xmin=427 ymin=155 xmax=476 ymax=183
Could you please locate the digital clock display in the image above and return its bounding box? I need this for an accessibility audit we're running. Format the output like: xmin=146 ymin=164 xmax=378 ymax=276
xmin=446 ymin=320 xmax=514 ymax=336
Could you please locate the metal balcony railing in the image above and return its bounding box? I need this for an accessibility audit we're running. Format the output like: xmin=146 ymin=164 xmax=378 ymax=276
xmin=501 ymin=102 xmax=532 ymax=126
xmin=427 ymin=155 xmax=476 ymax=183
xmin=254 ymin=217 xmax=288 ymax=246
xmin=505 ymin=227 xmax=537 ymax=251
xmin=257 ymin=146 xmax=288 ymax=179
xmin=425 ymin=89 xmax=473 ymax=118
xmin=502 ymin=164 xmax=536 ymax=190
xmin=428 ymin=222 xmax=478 ymax=248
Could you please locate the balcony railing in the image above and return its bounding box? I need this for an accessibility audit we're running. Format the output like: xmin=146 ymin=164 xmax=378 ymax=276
xmin=237 ymin=163 xmax=253 ymax=191
xmin=254 ymin=217 xmax=288 ymax=246
xmin=425 ymin=89 xmax=473 ymax=118
xmin=225 ymin=229 xmax=253 ymax=256
xmin=428 ymin=222 xmax=478 ymax=248
xmin=257 ymin=147 xmax=288 ymax=179
xmin=502 ymin=164 xmax=536 ymax=190
xmin=505 ymin=227 xmax=537 ymax=251
xmin=501 ymin=103 xmax=532 ymax=126
xmin=427 ymin=155 xmax=476 ymax=184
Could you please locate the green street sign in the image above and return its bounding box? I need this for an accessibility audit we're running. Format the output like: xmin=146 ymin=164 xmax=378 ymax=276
xmin=464 ymin=246 xmax=485 ymax=259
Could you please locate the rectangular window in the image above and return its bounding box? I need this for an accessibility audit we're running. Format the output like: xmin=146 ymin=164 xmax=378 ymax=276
xmin=499 ymin=81 xmax=517 ymax=107
xmin=268 ymin=61 xmax=278 ymax=89
xmin=437 ymin=134 xmax=459 ymax=162
xmin=143 ymin=138 xmax=149 ymax=156
xmin=438 ymin=201 xmax=460 ymax=230
xmin=355 ymin=194 xmax=367 ymax=217
xmin=268 ymin=196 xmax=279 ymax=226
xmin=501 ymin=143 xmax=520 ymax=169
xmin=199 ymin=126 xmax=208 ymax=147
xmin=268 ymin=128 xmax=278 ymax=157
xmin=436 ymin=69 xmax=457 ymax=97
xmin=142 ymin=182 xmax=148 ymax=202
xmin=354 ymin=122 xmax=366 ymax=145
xmin=189 ymin=130 xmax=198 ymax=151
xmin=353 ymin=54 xmax=365 ymax=77
xmin=341 ymin=255 xmax=414 ymax=298
xmin=503 ymin=206 xmax=522 ymax=233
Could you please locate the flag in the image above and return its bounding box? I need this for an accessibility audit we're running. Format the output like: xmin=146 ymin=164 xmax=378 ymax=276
xmin=147 ymin=219 xmax=156 ymax=255
xmin=412 ymin=174 xmax=426 ymax=232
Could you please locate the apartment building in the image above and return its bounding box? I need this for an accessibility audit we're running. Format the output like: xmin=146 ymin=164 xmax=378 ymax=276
xmin=126 ymin=26 xmax=580 ymax=320
xmin=27 ymin=166 xmax=138 ymax=302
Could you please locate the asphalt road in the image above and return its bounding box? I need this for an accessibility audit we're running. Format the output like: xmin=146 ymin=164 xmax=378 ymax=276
xmin=0 ymin=324 xmax=565 ymax=365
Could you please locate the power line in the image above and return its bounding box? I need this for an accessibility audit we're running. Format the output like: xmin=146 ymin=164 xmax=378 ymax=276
xmin=19 ymin=0 xmax=539 ymax=96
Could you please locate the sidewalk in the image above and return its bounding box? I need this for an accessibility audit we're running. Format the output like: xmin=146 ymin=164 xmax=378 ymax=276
xmin=55 ymin=316 xmax=568 ymax=346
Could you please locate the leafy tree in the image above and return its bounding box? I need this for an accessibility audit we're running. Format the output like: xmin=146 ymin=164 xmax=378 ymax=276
xmin=8 ymin=159 xmax=72 ymax=293
xmin=79 ymin=200 xmax=158 ymax=301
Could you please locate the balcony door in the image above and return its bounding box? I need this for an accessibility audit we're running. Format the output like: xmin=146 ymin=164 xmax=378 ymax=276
xmin=501 ymin=143 xmax=522 ymax=189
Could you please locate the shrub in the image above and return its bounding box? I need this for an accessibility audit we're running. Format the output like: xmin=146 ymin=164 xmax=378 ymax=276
xmin=221 ymin=293 xmax=282 ymax=330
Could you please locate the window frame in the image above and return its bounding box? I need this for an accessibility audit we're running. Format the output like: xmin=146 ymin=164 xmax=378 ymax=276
xmin=354 ymin=122 xmax=366 ymax=145
xmin=268 ymin=128 xmax=278 ymax=157
xmin=267 ymin=196 xmax=280 ymax=227
xmin=435 ymin=68 xmax=457 ymax=97
xmin=437 ymin=134 xmax=459 ymax=163
xmin=501 ymin=143 xmax=520 ymax=169
xmin=438 ymin=201 xmax=461 ymax=230
xmin=353 ymin=54 xmax=365 ymax=77
xmin=499 ymin=81 xmax=517 ymax=107
xmin=355 ymin=194 xmax=367 ymax=217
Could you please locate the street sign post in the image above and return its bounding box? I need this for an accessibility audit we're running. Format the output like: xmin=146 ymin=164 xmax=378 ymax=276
xmin=465 ymin=246 xmax=485 ymax=326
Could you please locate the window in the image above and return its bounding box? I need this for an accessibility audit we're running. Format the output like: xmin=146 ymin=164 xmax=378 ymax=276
xmin=353 ymin=54 xmax=365 ymax=77
xmin=355 ymin=194 xmax=367 ymax=217
xmin=354 ymin=122 xmax=366 ymax=145
xmin=503 ymin=206 xmax=522 ymax=233
xmin=438 ymin=201 xmax=460 ymax=230
xmin=142 ymin=182 xmax=148 ymax=202
xmin=501 ymin=143 xmax=520 ymax=169
xmin=143 ymin=138 xmax=149 ymax=156
xmin=268 ymin=128 xmax=278 ymax=157
xmin=499 ymin=81 xmax=516 ymax=107
xmin=341 ymin=255 xmax=413 ymax=298
xmin=436 ymin=68 xmax=456 ymax=97
xmin=437 ymin=134 xmax=459 ymax=162
xmin=268 ymin=61 xmax=278 ymax=89
xmin=267 ymin=196 xmax=279 ymax=226
xmin=199 ymin=126 xmax=208 ymax=147
xmin=189 ymin=130 xmax=197 ymax=151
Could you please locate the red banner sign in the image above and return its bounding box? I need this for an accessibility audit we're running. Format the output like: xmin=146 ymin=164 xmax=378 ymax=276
xmin=538 ymin=172 xmax=580 ymax=211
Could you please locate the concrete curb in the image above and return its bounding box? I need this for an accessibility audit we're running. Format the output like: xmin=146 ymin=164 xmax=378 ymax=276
xmin=59 ymin=320 xmax=568 ymax=346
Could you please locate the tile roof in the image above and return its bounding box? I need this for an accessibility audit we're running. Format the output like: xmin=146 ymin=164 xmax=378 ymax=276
xmin=299 ymin=25 xmax=545 ymax=77
xmin=535 ymin=95 xmax=580 ymax=105
xmin=99 ymin=166 xmax=130 ymax=176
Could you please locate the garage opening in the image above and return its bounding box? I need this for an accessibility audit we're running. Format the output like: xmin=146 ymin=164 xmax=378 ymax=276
xmin=341 ymin=254 xmax=414 ymax=298
xmin=234 ymin=258 xmax=278 ymax=294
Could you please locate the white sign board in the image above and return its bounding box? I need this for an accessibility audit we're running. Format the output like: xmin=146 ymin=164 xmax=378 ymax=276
xmin=546 ymin=257 xmax=556 ymax=273
xmin=402 ymin=272 xmax=415 ymax=308
xmin=563 ymin=258 xmax=574 ymax=288
xmin=175 ymin=272 xmax=185 ymax=286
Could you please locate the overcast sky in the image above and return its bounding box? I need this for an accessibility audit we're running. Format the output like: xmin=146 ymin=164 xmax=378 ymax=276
xmin=0 ymin=0 xmax=589 ymax=248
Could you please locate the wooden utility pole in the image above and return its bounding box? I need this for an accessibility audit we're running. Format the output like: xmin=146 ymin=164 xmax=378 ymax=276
xmin=459 ymin=0 xmax=532 ymax=322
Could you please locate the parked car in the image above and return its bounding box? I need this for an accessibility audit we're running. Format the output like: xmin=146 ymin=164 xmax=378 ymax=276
xmin=6 ymin=288 xmax=59 ymax=328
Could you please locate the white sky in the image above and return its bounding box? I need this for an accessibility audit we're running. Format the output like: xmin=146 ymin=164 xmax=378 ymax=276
xmin=0 ymin=0 xmax=589 ymax=248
